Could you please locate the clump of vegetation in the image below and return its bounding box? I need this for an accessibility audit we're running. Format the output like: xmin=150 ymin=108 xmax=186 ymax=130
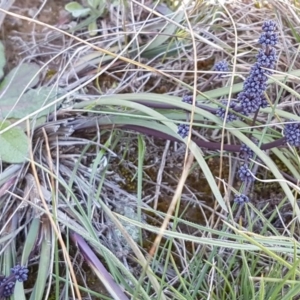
xmin=1 ymin=1 xmax=300 ymax=299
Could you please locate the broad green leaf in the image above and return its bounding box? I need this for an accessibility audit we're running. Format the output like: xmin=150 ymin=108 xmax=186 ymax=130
xmin=0 ymin=86 xmax=63 ymax=119
xmin=13 ymin=282 xmax=27 ymax=300
xmin=95 ymin=0 xmax=106 ymax=17
xmin=0 ymin=120 xmax=28 ymax=163
xmin=5 ymin=116 xmax=47 ymax=132
xmin=0 ymin=41 xmax=5 ymax=79
xmin=21 ymin=218 xmax=41 ymax=264
xmin=65 ymin=2 xmax=91 ymax=18
xmin=88 ymin=0 xmax=102 ymax=7
xmin=0 ymin=62 xmax=40 ymax=96
xmin=29 ymin=225 xmax=52 ymax=300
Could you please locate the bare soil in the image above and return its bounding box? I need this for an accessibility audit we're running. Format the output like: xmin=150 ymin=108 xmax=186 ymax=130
xmin=1 ymin=0 xmax=69 ymax=69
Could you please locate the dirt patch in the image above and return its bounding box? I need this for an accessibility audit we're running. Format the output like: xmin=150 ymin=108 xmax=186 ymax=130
xmin=1 ymin=0 xmax=69 ymax=70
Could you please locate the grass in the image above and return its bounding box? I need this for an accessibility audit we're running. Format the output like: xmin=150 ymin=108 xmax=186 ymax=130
xmin=1 ymin=0 xmax=300 ymax=299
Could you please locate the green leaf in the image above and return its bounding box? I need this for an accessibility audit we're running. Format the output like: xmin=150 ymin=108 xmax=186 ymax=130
xmin=0 ymin=120 xmax=28 ymax=163
xmin=65 ymin=2 xmax=91 ymax=18
xmin=144 ymin=10 xmax=184 ymax=52
xmin=21 ymin=218 xmax=41 ymax=264
xmin=0 ymin=86 xmax=64 ymax=119
xmin=88 ymin=21 xmax=98 ymax=36
xmin=0 ymin=41 xmax=6 ymax=79
xmin=0 ymin=62 xmax=40 ymax=95
xmin=88 ymin=0 xmax=102 ymax=7
xmin=29 ymin=225 xmax=52 ymax=300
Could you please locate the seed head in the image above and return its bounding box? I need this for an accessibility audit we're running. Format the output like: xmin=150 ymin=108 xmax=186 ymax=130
xmin=259 ymin=20 xmax=278 ymax=46
xmin=216 ymin=100 xmax=239 ymax=122
xmin=234 ymin=194 xmax=250 ymax=204
xmin=238 ymin=164 xmax=255 ymax=182
xmin=0 ymin=265 xmax=29 ymax=298
xmin=284 ymin=121 xmax=300 ymax=147
xmin=11 ymin=265 xmax=29 ymax=282
xmin=2 ymin=280 xmax=15 ymax=297
xmin=262 ymin=20 xmax=277 ymax=32
xmin=234 ymin=20 xmax=278 ymax=116
xmin=239 ymin=143 xmax=254 ymax=160
xmin=182 ymin=95 xmax=193 ymax=104
xmin=177 ymin=124 xmax=190 ymax=138
xmin=238 ymin=92 xmax=261 ymax=115
xmin=213 ymin=60 xmax=229 ymax=78
xmin=256 ymin=48 xmax=277 ymax=69
xmin=260 ymin=94 xmax=269 ymax=108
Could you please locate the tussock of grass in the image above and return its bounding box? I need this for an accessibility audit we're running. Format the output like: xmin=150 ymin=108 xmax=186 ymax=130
xmin=1 ymin=0 xmax=300 ymax=299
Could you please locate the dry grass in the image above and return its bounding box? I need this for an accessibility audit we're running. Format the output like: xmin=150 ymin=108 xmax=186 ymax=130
xmin=1 ymin=0 xmax=300 ymax=299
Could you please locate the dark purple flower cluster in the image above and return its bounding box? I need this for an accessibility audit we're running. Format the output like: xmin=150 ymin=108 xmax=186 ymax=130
xmin=234 ymin=194 xmax=250 ymax=204
xmin=216 ymin=20 xmax=278 ymax=121
xmin=238 ymin=90 xmax=261 ymax=115
xmin=239 ymin=143 xmax=254 ymax=160
xmin=215 ymin=100 xmax=239 ymax=122
xmin=182 ymin=95 xmax=193 ymax=104
xmin=1 ymin=280 xmax=15 ymax=298
xmin=284 ymin=121 xmax=300 ymax=147
xmin=177 ymin=124 xmax=190 ymax=138
xmin=11 ymin=265 xmax=29 ymax=282
xmin=213 ymin=60 xmax=229 ymax=78
xmin=0 ymin=265 xmax=28 ymax=298
xmin=215 ymin=21 xmax=279 ymax=207
xmin=259 ymin=20 xmax=278 ymax=46
xmin=238 ymin=20 xmax=277 ymax=116
xmin=260 ymin=94 xmax=269 ymax=108
xmin=256 ymin=48 xmax=277 ymax=70
xmin=238 ymin=163 xmax=255 ymax=183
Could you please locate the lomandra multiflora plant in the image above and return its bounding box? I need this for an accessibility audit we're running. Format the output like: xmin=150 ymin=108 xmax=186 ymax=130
xmin=216 ymin=20 xmax=279 ymax=204
xmin=87 ymin=20 xmax=299 ymax=205
xmin=176 ymin=20 xmax=300 ymax=204
xmin=215 ymin=20 xmax=277 ymax=121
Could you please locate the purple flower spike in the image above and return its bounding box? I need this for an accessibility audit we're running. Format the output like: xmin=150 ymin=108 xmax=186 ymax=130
xmin=284 ymin=121 xmax=300 ymax=147
xmin=216 ymin=100 xmax=239 ymax=122
xmin=0 ymin=265 xmax=29 ymax=298
xmin=238 ymin=164 xmax=255 ymax=182
xmin=182 ymin=95 xmax=193 ymax=104
xmin=11 ymin=265 xmax=29 ymax=282
xmin=2 ymin=280 xmax=15 ymax=297
xmin=256 ymin=48 xmax=277 ymax=69
xmin=216 ymin=20 xmax=278 ymax=120
xmin=177 ymin=124 xmax=190 ymax=138
xmin=238 ymin=92 xmax=261 ymax=115
xmin=234 ymin=194 xmax=250 ymax=204
xmin=213 ymin=60 xmax=229 ymax=78
xmin=259 ymin=20 xmax=278 ymax=46
xmin=239 ymin=143 xmax=254 ymax=160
